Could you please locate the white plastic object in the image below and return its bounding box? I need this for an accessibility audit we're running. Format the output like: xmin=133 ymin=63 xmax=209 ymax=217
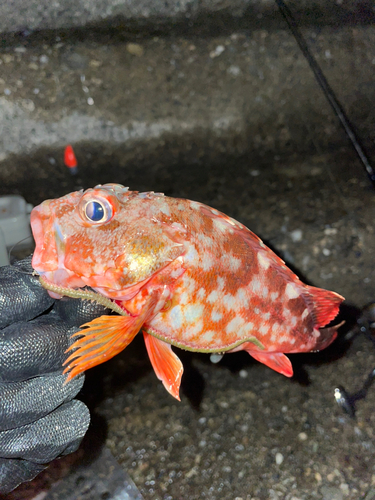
xmin=0 ymin=195 xmax=33 ymax=266
xmin=0 ymin=227 xmax=9 ymax=266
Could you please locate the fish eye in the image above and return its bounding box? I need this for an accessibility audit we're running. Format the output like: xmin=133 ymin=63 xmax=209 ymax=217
xmin=83 ymin=198 xmax=113 ymax=224
xmin=78 ymin=188 xmax=118 ymax=226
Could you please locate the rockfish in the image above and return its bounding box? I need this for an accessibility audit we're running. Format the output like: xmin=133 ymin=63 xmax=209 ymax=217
xmin=30 ymin=184 xmax=344 ymax=399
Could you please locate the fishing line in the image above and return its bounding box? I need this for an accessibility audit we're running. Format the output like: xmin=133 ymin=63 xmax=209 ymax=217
xmin=8 ymin=235 xmax=33 ymax=262
xmin=275 ymin=0 xmax=375 ymax=415
xmin=275 ymin=0 xmax=375 ymax=189
xmin=6 ymin=236 xmax=35 ymax=275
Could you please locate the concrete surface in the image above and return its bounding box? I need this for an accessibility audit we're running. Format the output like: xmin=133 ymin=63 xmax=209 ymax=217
xmin=1 ymin=1 xmax=374 ymax=34
xmin=0 ymin=0 xmax=269 ymax=33
xmin=1 ymin=2 xmax=375 ymax=500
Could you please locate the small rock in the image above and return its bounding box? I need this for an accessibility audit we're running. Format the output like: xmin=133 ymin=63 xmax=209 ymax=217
xmin=228 ymin=65 xmax=241 ymax=76
xmin=126 ymin=43 xmax=144 ymax=57
xmin=2 ymin=54 xmax=14 ymax=64
xmin=298 ymin=432 xmax=308 ymax=441
xmin=324 ymin=227 xmax=338 ymax=235
xmin=185 ymin=466 xmax=198 ymax=478
xmin=209 ymin=45 xmax=225 ymax=58
xmin=89 ymin=59 xmax=102 ymax=67
xmin=62 ymin=51 xmax=88 ymax=69
xmin=339 ymin=483 xmax=349 ymax=495
xmin=290 ymin=229 xmax=303 ymax=242
xmin=210 ymin=353 xmax=223 ymax=363
xmin=21 ymin=99 xmax=35 ymax=112
xmin=320 ymin=486 xmax=343 ymax=500
xmin=275 ymin=452 xmax=284 ymax=465
xmin=311 ymin=166 xmax=323 ymax=175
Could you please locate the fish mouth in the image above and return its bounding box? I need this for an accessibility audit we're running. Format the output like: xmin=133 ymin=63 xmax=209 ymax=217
xmin=31 ymin=202 xmax=56 ymax=272
xmin=31 ymin=201 xmax=89 ymax=292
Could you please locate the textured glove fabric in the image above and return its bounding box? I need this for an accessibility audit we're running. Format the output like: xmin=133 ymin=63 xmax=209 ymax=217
xmin=0 ymin=374 xmax=84 ymax=430
xmin=0 ymin=257 xmax=109 ymax=494
xmin=0 ymin=257 xmax=54 ymax=329
xmin=0 ymin=316 xmax=74 ymax=382
xmin=0 ymin=459 xmax=45 ymax=494
xmin=0 ymin=400 xmax=90 ymax=462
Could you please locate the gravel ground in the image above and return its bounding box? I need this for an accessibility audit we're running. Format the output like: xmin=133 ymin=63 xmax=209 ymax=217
xmin=1 ymin=7 xmax=375 ymax=500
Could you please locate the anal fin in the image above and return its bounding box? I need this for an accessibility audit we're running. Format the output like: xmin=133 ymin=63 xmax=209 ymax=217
xmin=143 ymin=331 xmax=183 ymax=400
xmin=247 ymin=350 xmax=293 ymax=377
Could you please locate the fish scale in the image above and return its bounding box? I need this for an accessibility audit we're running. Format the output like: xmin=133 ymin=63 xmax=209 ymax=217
xmin=31 ymin=183 xmax=344 ymax=400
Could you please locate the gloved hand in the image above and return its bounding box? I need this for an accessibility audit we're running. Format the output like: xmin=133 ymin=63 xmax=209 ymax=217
xmin=0 ymin=257 xmax=109 ymax=494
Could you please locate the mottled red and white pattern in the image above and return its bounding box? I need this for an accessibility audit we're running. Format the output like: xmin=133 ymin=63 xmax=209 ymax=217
xmin=31 ymin=184 xmax=344 ymax=399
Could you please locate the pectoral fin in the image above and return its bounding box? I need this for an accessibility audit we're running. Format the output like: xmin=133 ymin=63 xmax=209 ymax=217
xmin=63 ymin=292 xmax=161 ymax=382
xmin=143 ymin=332 xmax=184 ymax=400
xmin=63 ymin=314 xmax=142 ymax=382
xmin=247 ymin=350 xmax=293 ymax=377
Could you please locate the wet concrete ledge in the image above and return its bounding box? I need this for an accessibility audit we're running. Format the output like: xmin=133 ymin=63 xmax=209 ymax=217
xmin=1 ymin=0 xmax=374 ymax=35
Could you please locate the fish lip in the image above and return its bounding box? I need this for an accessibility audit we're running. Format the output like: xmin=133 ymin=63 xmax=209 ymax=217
xmin=30 ymin=207 xmax=43 ymax=269
xmin=31 ymin=202 xmax=57 ymax=272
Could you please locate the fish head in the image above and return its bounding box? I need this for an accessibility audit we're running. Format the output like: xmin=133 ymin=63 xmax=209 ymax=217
xmin=31 ymin=184 xmax=185 ymax=298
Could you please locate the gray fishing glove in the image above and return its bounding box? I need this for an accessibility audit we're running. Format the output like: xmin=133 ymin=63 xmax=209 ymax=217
xmin=0 ymin=257 xmax=108 ymax=494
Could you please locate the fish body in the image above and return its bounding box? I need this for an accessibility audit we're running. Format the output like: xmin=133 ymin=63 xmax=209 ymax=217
xmin=31 ymin=184 xmax=344 ymax=399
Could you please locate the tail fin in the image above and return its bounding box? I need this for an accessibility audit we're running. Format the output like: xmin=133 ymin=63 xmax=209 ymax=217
xmin=305 ymin=286 xmax=344 ymax=328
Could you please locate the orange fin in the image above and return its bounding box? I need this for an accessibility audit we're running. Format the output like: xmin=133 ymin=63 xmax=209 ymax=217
xmin=63 ymin=314 xmax=142 ymax=382
xmin=310 ymin=320 xmax=345 ymax=352
xmin=143 ymin=331 xmax=183 ymax=401
xmin=306 ymin=286 xmax=344 ymax=328
xmin=247 ymin=350 xmax=293 ymax=377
